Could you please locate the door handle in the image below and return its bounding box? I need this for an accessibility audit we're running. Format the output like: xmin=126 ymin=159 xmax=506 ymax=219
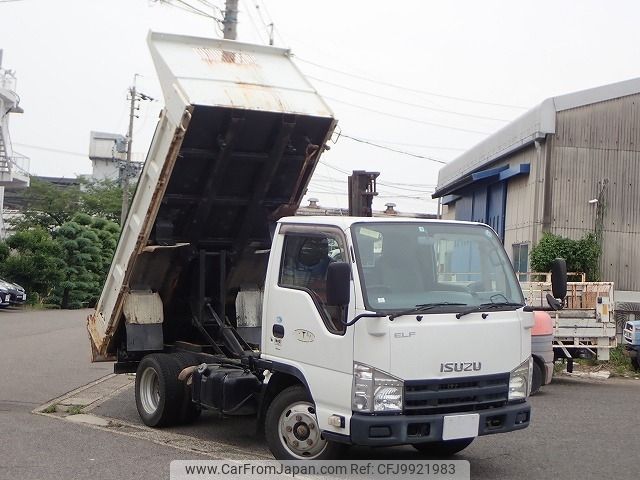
xmin=272 ymin=324 xmax=285 ymax=338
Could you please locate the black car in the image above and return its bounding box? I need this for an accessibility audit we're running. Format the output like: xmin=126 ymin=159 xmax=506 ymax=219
xmin=0 ymin=279 xmax=26 ymax=306
xmin=0 ymin=284 xmax=10 ymax=308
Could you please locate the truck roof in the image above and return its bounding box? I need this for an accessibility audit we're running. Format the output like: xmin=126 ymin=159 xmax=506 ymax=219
xmin=278 ymin=216 xmax=485 ymax=229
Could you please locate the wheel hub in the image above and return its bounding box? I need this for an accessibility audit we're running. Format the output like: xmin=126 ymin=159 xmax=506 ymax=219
xmin=293 ymin=422 xmax=310 ymax=440
xmin=139 ymin=366 xmax=160 ymax=414
xmin=278 ymin=401 xmax=326 ymax=458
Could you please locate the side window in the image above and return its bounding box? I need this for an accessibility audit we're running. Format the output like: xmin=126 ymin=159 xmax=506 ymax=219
xmin=279 ymin=233 xmax=346 ymax=334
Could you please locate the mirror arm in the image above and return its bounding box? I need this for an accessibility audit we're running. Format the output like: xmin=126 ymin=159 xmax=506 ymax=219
xmin=523 ymin=295 xmax=564 ymax=312
xmin=523 ymin=305 xmax=558 ymax=312
xmin=342 ymin=312 xmax=385 ymax=327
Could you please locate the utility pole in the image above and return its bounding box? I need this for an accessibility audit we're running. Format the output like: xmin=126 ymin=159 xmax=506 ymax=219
xmin=121 ymin=80 xmax=137 ymax=226
xmin=121 ymin=75 xmax=153 ymax=225
xmin=223 ymin=0 xmax=239 ymax=40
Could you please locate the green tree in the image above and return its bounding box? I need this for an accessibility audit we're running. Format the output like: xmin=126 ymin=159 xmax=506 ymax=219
xmin=10 ymin=177 xmax=82 ymax=231
xmin=530 ymin=232 xmax=601 ymax=281
xmin=80 ymin=179 xmax=127 ymax=223
xmin=10 ymin=177 xmax=131 ymax=231
xmin=0 ymin=228 xmax=64 ymax=303
xmin=51 ymin=214 xmax=120 ymax=309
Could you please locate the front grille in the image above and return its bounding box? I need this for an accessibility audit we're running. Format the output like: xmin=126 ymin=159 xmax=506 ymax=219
xmin=404 ymin=373 xmax=509 ymax=415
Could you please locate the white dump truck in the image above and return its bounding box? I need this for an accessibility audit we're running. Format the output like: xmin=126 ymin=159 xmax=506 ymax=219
xmin=88 ymin=32 xmax=562 ymax=460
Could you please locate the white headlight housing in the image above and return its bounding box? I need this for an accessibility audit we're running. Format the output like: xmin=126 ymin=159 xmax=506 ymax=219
xmin=509 ymin=357 xmax=533 ymax=400
xmin=352 ymin=363 xmax=403 ymax=413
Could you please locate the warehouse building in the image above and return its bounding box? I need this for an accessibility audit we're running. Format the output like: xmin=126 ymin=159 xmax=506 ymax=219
xmin=433 ymin=77 xmax=640 ymax=291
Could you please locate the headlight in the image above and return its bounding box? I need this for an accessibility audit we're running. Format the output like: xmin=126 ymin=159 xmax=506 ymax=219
xmin=353 ymin=363 xmax=403 ymax=413
xmin=509 ymin=357 xmax=533 ymax=400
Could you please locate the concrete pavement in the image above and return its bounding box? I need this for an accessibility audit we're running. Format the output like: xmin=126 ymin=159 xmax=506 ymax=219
xmin=0 ymin=308 xmax=209 ymax=480
xmin=3 ymin=307 xmax=640 ymax=479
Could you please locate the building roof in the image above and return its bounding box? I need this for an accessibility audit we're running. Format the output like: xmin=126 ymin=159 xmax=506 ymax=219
xmin=434 ymin=76 xmax=640 ymax=197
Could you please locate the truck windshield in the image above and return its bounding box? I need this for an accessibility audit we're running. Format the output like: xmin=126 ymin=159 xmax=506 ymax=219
xmin=351 ymin=222 xmax=524 ymax=313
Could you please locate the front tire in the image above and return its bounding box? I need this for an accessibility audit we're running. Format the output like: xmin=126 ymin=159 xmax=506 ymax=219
xmin=412 ymin=438 xmax=474 ymax=456
xmin=265 ymin=385 xmax=344 ymax=460
xmin=135 ymin=354 xmax=183 ymax=427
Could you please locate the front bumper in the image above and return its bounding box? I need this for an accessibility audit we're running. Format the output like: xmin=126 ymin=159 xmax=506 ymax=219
xmin=9 ymin=291 xmax=26 ymax=304
xmin=343 ymin=402 xmax=530 ymax=446
xmin=0 ymin=292 xmax=10 ymax=307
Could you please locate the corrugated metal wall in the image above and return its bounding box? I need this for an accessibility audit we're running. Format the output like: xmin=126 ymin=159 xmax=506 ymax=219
xmin=549 ymin=93 xmax=640 ymax=290
xmin=500 ymin=146 xmax=545 ymax=255
xmin=441 ymin=145 xmax=543 ymax=264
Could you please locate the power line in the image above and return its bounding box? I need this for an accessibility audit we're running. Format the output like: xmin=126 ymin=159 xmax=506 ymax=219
xmin=319 ymin=160 xmax=350 ymax=175
xmin=255 ymin=0 xmax=287 ymax=45
xmin=308 ymin=75 xmax=510 ymax=122
xmin=13 ymin=143 xmax=88 ymax=157
xmin=241 ymin=0 xmax=267 ymax=43
xmin=336 ymin=133 xmax=448 ymax=164
xmin=296 ymin=57 xmax=527 ymax=110
xmin=156 ymin=0 xmax=223 ymax=25
xmin=325 ymin=96 xmax=491 ymax=135
xmin=343 ymin=136 xmax=465 ymax=151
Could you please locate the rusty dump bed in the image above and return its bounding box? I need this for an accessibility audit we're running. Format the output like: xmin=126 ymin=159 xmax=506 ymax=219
xmin=88 ymin=32 xmax=335 ymax=360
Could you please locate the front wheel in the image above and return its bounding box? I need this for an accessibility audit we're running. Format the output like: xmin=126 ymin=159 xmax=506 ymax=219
xmin=265 ymin=385 xmax=344 ymax=460
xmin=412 ymin=437 xmax=474 ymax=456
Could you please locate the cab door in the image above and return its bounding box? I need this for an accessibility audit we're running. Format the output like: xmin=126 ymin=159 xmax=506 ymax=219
xmin=262 ymin=224 xmax=355 ymax=431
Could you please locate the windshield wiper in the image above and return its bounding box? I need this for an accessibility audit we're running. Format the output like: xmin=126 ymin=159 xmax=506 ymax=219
xmin=455 ymin=302 xmax=524 ymax=319
xmin=389 ymin=302 xmax=467 ymax=320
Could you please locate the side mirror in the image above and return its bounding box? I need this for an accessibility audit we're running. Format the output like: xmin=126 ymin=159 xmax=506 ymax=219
xmin=551 ymin=257 xmax=567 ymax=300
xmin=326 ymin=262 xmax=351 ymax=307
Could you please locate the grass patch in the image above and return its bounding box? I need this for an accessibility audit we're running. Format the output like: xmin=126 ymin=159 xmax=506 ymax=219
xmin=42 ymin=404 xmax=57 ymax=414
xmin=66 ymin=405 xmax=84 ymax=415
xmin=607 ymin=346 xmax=634 ymax=376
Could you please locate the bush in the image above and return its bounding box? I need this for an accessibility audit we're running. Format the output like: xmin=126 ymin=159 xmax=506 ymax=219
xmin=530 ymin=232 xmax=601 ymax=280
xmin=0 ymin=229 xmax=65 ymax=302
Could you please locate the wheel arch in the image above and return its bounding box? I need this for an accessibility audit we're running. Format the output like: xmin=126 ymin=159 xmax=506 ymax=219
xmin=256 ymin=364 xmax=310 ymax=433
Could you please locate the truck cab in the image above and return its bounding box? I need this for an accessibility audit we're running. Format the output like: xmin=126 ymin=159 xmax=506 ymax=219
xmin=257 ymin=217 xmax=532 ymax=456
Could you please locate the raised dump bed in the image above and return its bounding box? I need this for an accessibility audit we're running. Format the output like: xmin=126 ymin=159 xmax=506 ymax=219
xmin=88 ymin=32 xmax=335 ymax=361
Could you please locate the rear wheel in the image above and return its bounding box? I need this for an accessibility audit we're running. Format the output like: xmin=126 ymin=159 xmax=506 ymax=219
xmin=631 ymin=356 xmax=640 ymax=372
xmin=412 ymin=438 xmax=474 ymax=456
xmin=265 ymin=385 xmax=344 ymax=460
xmin=135 ymin=354 xmax=183 ymax=427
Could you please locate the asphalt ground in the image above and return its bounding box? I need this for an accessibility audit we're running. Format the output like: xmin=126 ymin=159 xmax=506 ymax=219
xmin=0 ymin=308 xmax=210 ymax=480
xmin=94 ymin=373 xmax=640 ymax=479
xmin=2 ymin=307 xmax=640 ymax=479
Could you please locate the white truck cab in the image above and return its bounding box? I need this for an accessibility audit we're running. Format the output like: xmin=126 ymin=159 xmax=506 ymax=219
xmin=256 ymin=216 xmax=532 ymax=456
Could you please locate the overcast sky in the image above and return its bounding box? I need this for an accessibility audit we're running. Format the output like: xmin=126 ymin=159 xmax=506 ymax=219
xmin=1 ymin=0 xmax=639 ymax=213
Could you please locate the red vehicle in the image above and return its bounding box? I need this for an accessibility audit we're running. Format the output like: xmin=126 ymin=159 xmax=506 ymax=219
xmin=531 ymin=311 xmax=554 ymax=394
